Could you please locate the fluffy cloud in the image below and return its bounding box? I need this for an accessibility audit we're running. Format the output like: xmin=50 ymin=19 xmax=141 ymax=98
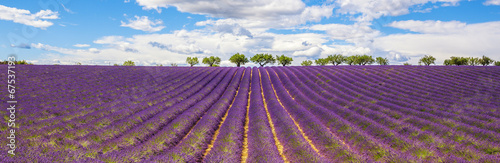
xmin=335 ymin=0 xmax=460 ymax=21
xmin=0 ymin=5 xmax=59 ymax=29
xmin=388 ymin=20 xmax=466 ymax=34
xmin=374 ymin=21 xmax=500 ymax=64
xmin=307 ymin=22 xmax=380 ymax=47
xmin=135 ymin=0 xmax=305 ymax=18
xmin=483 ymin=0 xmax=500 ymax=5
xmin=121 ymin=15 xmax=165 ymax=32
xmin=73 ymin=44 xmax=90 ymax=48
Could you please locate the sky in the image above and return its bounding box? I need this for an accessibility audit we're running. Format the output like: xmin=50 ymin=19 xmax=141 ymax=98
xmin=1 ymin=0 xmax=499 ymax=66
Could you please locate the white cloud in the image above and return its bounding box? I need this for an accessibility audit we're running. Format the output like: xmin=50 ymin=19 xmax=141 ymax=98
xmin=484 ymin=0 xmax=500 ymax=5
xmin=73 ymin=44 xmax=90 ymax=48
xmin=0 ymin=5 xmax=59 ymax=29
xmin=135 ymin=0 xmax=305 ymax=18
xmin=307 ymin=22 xmax=380 ymax=47
xmin=121 ymin=15 xmax=165 ymax=32
xmin=335 ymin=0 xmax=460 ymax=21
xmin=388 ymin=20 xmax=466 ymax=34
xmin=373 ymin=21 xmax=500 ymax=64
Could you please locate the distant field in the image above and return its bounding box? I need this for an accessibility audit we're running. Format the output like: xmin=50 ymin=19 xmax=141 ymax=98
xmin=1 ymin=65 xmax=499 ymax=162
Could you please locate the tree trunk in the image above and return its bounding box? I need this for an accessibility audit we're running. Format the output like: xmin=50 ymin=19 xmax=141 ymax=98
xmin=237 ymin=63 xmax=240 ymax=67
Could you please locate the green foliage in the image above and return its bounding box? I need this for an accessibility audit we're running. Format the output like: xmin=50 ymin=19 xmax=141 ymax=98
xmin=449 ymin=56 xmax=468 ymax=66
xmin=202 ymin=56 xmax=221 ymax=67
xmin=345 ymin=56 xmax=357 ymax=65
xmin=467 ymin=57 xmax=479 ymax=66
xmin=156 ymin=64 xmax=163 ymax=66
xmin=170 ymin=63 xmax=177 ymax=67
xmin=301 ymin=60 xmax=313 ymax=66
xmin=76 ymin=62 xmax=82 ymax=65
xmin=479 ymin=55 xmax=494 ymax=66
xmin=326 ymin=54 xmax=345 ymax=65
xmin=376 ymin=57 xmax=389 ymax=65
xmin=403 ymin=62 xmax=411 ymax=66
xmin=418 ymin=55 xmax=436 ymax=66
xmin=113 ymin=63 xmax=119 ymax=66
xmin=0 ymin=60 xmax=33 ymax=65
xmin=345 ymin=55 xmax=375 ymax=65
xmin=250 ymin=53 xmax=275 ymax=67
xmin=123 ymin=60 xmax=135 ymax=66
xmin=186 ymin=57 xmax=199 ymax=67
xmin=229 ymin=53 xmax=249 ymax=67
xmin=443 ymin=59 xmax=452 ymax=66
xmin=495 ymin=61 xmax=500 ymax=66
xmin=276 ymin=54 xmax=293 ymax=66
xmin=315 ymin=58 xmax=329 ymax=66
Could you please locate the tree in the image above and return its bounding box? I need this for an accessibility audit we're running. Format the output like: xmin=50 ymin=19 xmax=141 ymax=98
xmin=202 ymin=56 xmax=221 ymax=67
xmin=76 ymin=62 xmax=82 ymax=65
xmin=376 ymin=57 xmax=389 ymax=65
xmin=418 ymin=55 xmax=436 ymax=66
xmin=315 ymin=58 xmax=328 ymax=66
xmin=250 ymin=53 xmax=275 ymax=67
xmin=229 ymin=53 xmax=249 ymax=67
xmin=170 ymin=63 xmax=178 ymax=67
xmin=467 ymin=57 xmax=479 ymax=66
xmin=478 ymin=55 xmax=494 ymax=66
xmin=113 ymin=63 xmax=119 ymax=66
xmin=356 ymin=55 xmax=374 ymax=65
xmin=326 ymin=54 xmax=345 ymax=65
xmin=443 ymin=59 xmax=452 ymax=66
xmin=301 ymin=60 xmax=313 ymax=66
xmin=276 ymin=54 xmax=293 ymax=66
xmin=345 ymin=56 xmax=357 ymax=65
xmin=403 ymin=62 xmax=411 ymax=66
xmin=123 ymin=60 xmax=135 ymax=66
xmin=186 ymin=57 xmax=199 ymax=67
xmin=449 ymin=56 xmax=468 ymax=66
xmin=495 ymin=61 xmax=500 ymax=66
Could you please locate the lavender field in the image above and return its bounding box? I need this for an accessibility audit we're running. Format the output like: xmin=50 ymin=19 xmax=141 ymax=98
xmin=1 ymin=65 xmax=499 ymax=162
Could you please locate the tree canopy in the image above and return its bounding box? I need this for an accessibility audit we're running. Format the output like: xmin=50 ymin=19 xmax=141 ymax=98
xmin=123 ymin=60 xmax=135 ymax=66
xmin=202 ymin=56 xmax=221 ymax=67
xmin=315 ymin=58 xmax=329 ymax=66
xmin=479 ymin=55 xmax=494 ymax=66
xmin=376 ymin=57 xmax=389 ymax=65
xmin=326 ymin=54 xmax=345 ymax=66
xmin=276 ymin=54 xmax=293 ymax=66
xmin=186 ymin=57 xmax=199 ymax=67
xmin=229 ymin=53 xmax=249 ymax=67
xmin=418 ymin=55 xmax=436 ymax=66
xmin=250 ymin=53 xmax=275 ymax=67
xmin=301 ymin=60 xmax=313 ymax=66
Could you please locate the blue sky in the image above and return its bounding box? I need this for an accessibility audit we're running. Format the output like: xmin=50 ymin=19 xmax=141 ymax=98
xmin=1 ymin=0 xmax=499 ymax=66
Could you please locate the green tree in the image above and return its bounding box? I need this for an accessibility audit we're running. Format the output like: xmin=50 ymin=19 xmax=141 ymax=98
xmin=467 ymin=57 xmax=479 ymax=66
xmin=495 ymin=61 xmax=500 ymax=66
xmin=229 ymin=53 xmax=249 ymax=67
xmin=356 ymin=55 xmax=375 ymax=65
xmin=478 ymin=55 xmax=494 ymax=66
xmin=76 ymin=62 xmax=82 ymax=65
xmin=403 ymin=62 xmax=411 ymax=66
xmin=170 ymin=63 xmax=177 ymax=67
xmin=450 ymin=56 xmax=468 ymax=66
xmin=202 ymin=56 xmax=221 ymax=67
xmin=123 ymin=60 xmax=135 ymax=66
xmin=250 ymin=53 xmax=275 ymax=67
xmin=345 ymin=56 xmax=357 ymax=65
xmin=315 ymin=58 xmax=328 ymax=66
xmin=301 ymin=60 xmax=313 ymax=66
xmin=326 ymin=54 xmax=345 ymax=65
xmin=444 ymin=59 xmax=452 ymax=66
xmin=186 ymin=57 xmax=199 ymax=67
xmin=376 ymin=57 xmax=389 ymax=65
xmin=113 ymin=63 xmax=119 ymax=66
xmin=276 ymin=54 xmax=293 ymax=66
xmin=418 ymin=55 xmax=436 ymax=66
